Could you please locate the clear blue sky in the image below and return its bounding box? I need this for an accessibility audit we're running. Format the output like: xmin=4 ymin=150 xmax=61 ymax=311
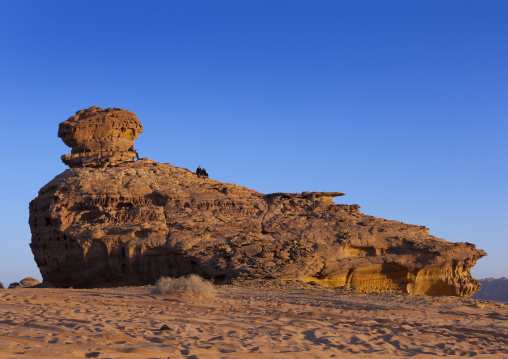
xmin=0 ymin=1 xmax=506 ymax=286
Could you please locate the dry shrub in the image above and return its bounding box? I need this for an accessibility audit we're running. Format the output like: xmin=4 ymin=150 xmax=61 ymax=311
xmin=155 ymin=274 xmax=215 ymax=298
xmin=473 ymin=301 xmax=486 ymax=309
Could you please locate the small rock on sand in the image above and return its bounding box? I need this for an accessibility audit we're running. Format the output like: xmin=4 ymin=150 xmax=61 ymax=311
xmin=161 ymin=323 xmax=181 ymax=331
xmin=20 ymin=277 xmax=41 ymax=287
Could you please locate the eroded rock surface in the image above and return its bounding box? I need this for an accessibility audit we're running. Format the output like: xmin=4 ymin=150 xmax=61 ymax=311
xmin=29 ymin=107 xmax=486 ymax=296
xmin=59 ymin=107 xmax=142 ymax=168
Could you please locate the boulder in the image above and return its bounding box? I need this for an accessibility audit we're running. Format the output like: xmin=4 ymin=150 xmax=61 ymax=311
xmin=0 ymin=281 xmax=4 ymax=289
xmin=58 ymin=107 xmax=142 ymax=168
xmin=20 ymin=277 xmax=41 ymax=287
xmin=8 ymin=282 xmax=21 ymax=289
xmin=28 ymin=108 xmax=486 ymax=297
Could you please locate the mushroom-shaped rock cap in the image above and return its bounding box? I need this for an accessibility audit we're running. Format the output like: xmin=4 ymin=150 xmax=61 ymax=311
xmin=59 ymin=107 xmax=143 ymax=168
xmin=59 ymin=107 xmax=142 ymax=153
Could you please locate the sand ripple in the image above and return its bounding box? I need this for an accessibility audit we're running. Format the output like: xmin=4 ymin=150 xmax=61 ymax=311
xmin=0 ymin=282 xmax=506 ymax=358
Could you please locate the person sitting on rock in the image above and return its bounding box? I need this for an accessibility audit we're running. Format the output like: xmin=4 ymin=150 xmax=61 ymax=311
xmin=202 ymin=168 xmax=209 ymax=179
xmin=196 ymin=166 xmax=202 ymax=177
xmin=129 ymin=145 xmax=140 ymax=161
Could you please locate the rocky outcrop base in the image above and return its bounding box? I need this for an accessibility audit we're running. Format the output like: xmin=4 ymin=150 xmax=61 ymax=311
xmin=29 ymin=162 xmax=485 ymax=297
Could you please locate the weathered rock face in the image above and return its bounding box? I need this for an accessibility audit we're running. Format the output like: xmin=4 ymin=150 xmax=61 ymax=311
xmin=58 ymin=107 xmax=142 ymax=168
xmin=29 ymin=108 xmax=486 ymax=297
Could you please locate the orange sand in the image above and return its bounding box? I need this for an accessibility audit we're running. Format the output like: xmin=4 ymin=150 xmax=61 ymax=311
xmin=0 ymin=281 xmax=506 ymax=358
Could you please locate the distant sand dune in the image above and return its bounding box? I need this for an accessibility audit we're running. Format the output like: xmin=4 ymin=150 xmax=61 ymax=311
xmin=0 ymin=281 xmax=506 ymax=358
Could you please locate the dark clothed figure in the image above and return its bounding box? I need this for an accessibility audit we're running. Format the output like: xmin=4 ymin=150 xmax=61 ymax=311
xmin=202 ymin=168 xmax=209 ymax=179
xmin=129 ymin=145 xmax=140 ymax=161
xmin=196 ymin=166 xmax=202 ymax=177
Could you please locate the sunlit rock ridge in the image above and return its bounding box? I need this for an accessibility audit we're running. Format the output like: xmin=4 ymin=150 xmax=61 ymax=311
xmin=29 ymin=107 xmax=486 ymax=296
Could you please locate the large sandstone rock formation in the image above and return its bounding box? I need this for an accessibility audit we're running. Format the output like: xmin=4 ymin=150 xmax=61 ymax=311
xmin=29 ymin=107 xmax=486 ymax=296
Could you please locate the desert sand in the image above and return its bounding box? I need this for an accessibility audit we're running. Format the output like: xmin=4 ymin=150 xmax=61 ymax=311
xmin=0 ymin=281 xmax=506 ymax=359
